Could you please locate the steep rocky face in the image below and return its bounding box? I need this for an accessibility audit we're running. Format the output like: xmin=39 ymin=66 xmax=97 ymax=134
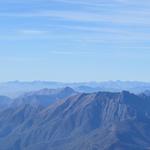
xmin=0 ymin=91 xmax=150 ymax=150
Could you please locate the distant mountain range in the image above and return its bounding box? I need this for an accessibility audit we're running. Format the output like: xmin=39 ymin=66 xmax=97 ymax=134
xmin=1 ymin=81 xmax=150 ymax=98
xmin=0 ymin=87 xmax=150 ymax=149
xmin=13 ymin=87 xmax=77 ymax=107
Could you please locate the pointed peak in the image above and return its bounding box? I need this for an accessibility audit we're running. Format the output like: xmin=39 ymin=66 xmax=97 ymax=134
xmin=61 ymin=87 xmax=75 ymax=93
xmin=121 ymin=90 xmax=131 ymax=96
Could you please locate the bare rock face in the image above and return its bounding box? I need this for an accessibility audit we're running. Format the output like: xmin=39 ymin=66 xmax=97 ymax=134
xmin=0 ymin=90 xmax=150 ymax=150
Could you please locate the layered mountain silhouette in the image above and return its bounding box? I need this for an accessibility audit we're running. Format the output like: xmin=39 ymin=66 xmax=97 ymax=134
xmin=0 ymin=88 xmax=150 ymax=150
xmin=1 ymin=81 xmax=150 ymax=98
xmin=13 ymin=87 xmax=76 ymax=107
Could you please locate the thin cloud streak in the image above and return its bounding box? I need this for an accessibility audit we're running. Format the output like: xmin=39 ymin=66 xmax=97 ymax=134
xmin=18 ymin=29 xmax=48 ymax=35
xmin=50 ymin=50 xmax=94 ymax=55
xmin=0 ymin=10 xmax=150 ymax=26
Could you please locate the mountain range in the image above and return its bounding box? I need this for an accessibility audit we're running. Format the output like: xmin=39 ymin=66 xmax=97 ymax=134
xmin=1 ymin=81 xmax=150 ymax=98
xmin=0 ymin=87 xmax=150 ymax=150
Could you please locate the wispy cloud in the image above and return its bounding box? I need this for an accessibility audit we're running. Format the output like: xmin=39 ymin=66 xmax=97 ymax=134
xmin=18 ymin=29 xmax=48 ymax=35
xmin=50 ymin=50 xmax=93 ymax=55
xmin=0 ymin=9 xmax=150 ymax=27
xmin=0 ymin=0 xmax=150 ymax=46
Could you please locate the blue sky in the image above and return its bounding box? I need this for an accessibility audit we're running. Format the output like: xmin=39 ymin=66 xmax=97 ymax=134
xmin=0 ymin=0 xmax=150 ymax=82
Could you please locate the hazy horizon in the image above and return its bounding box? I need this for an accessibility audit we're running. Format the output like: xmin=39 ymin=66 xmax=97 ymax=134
xmin=1 ymin=80 xmax=150 ymax=83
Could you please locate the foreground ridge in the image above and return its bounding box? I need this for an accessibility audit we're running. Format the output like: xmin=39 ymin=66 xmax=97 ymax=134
xmin=0 ymin=90 xmax=150 ymax=150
